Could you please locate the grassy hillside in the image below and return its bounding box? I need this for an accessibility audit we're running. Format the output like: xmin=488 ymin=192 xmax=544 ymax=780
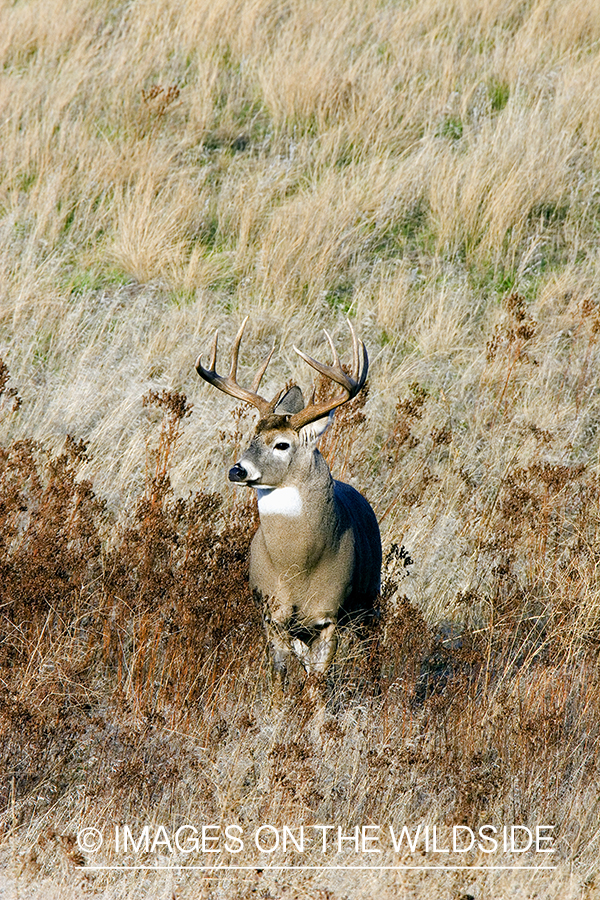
xmin=1 ymin=0 xmax=600 ymax=897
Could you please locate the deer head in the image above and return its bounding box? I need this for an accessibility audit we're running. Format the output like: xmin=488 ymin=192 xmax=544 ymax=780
xmin=195 ymin=318 xmax=368 ymax=492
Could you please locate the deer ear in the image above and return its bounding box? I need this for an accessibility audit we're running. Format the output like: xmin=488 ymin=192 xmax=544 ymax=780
xmin=298 ymin=411 xmax=334 ymax=445
xmin=274 ymin=385 xmax=305 ymax=416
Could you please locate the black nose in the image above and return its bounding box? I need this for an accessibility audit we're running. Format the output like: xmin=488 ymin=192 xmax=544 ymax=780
xmin=228 ymin=464 xmax=247 ymax=483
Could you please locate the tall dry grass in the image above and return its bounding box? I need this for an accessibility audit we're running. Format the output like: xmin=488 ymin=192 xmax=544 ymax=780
xmin=2 ymin=0 xmax=600 ymax=897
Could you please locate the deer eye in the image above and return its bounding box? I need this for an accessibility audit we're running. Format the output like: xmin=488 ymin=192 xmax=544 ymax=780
xmin=274 ymin=441 xmax=290 ymax=451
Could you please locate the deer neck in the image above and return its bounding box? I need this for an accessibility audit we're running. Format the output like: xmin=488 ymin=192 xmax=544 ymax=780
xmin=254 ymin=449 xmax=336 ymax=555
xmin=256 ymin=485 xmax=304 ymax=517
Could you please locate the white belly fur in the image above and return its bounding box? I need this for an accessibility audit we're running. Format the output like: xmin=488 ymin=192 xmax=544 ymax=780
xmin=256 ymin=486 xmax=303 ymax=517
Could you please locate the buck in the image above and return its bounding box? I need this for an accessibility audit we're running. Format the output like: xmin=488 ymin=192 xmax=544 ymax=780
xmin=195 ymin=319 xmax=381 ymax=698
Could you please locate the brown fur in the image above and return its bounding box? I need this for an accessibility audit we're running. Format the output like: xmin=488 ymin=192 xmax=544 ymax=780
xmin=234 ymin=417 xmax=381 ymax=697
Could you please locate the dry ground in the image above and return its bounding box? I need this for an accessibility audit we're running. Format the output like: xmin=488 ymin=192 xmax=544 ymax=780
xmin=1 ymin=0 xmax=600 ymax=897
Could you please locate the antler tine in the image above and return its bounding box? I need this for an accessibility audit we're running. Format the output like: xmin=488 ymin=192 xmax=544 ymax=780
xmin=209 ymin=330 xmax=219 ymax=371
xmin=346 ymin=318 xmax=368 ymax=386
xmin=289 ymin=321 xmax=369 ymax=431
xmin=195 ymin=318 xmax=274 ymax=416
xmin=229 ymin=316 xmax=248 ymax=380
xmin=323 ymin=329 xmax=341 ymax=368
xmin=356 ymin=336 xmax=368 ymax=389
xmin=293 ymin=342 xmax=355 ymax=393
xmin=250 ymin=344 xmax=275 ymax=393
xmin=348 ymin=318 xmax=359 ymax=378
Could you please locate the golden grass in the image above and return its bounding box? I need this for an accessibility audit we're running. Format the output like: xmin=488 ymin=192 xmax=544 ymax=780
xmin=2 ymin=0 xmax=600 ymax=897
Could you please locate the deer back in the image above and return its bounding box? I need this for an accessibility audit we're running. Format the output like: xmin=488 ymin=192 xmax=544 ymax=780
xmin=332 ymin=479 xmax=381 ymax=621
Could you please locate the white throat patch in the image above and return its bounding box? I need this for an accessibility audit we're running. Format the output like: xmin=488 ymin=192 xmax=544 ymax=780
xmin=256 ymin=486 xmax=303 ymax=517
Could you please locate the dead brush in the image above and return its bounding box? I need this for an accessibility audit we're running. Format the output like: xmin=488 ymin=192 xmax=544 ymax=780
xmin=419 ymin=293 xmax=600 ymax=681
xmin=382 ymin=381 xmax=429 ymax=468
xmin=369 ymin=292 xmax=600 ymax=806
xmin=0 ymin=357 xmax=21 ymax=415
xmin=316 ymin=369 xmax=369 ymax=480
xmin=485 ymin=292 xmax=538 ymax=428
xmin=102 ymin=389 xmax=263 ymax=721
xmin=378 ymin=543 xmax=424 ymax=677
xmin=378 ymin=380 xmax=450 ymax=523
xmin=0 ymin=377 xmax=264 ymax=833
xmin=0 ymin=418 xmax=107 ymax=827
xmin=0 ymin=433 xmax=105 ymax=661
xmin=471 ymin=453 xmax=600 ymax=672
xmin=138 ymin=83 xmax=181 ymax=136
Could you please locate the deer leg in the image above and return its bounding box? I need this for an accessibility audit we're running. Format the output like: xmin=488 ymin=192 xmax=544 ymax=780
xmin=305 ymin=621 xmax=337 ymax=675
xmin=289 ymin=637 xmax=309 ymax=669
xmin=265 ymin=621 xmax=292 ymax=702
xmin=293 ymin=622 xmax=337 ymax=719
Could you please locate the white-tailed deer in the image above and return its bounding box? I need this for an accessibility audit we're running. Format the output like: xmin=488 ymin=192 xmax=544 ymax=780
xmin=195 ymin=319 xmax=381 ymax=698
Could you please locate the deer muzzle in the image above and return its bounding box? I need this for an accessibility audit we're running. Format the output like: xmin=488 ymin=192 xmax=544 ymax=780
xmin=228 ymin=463 xmax=248 ymax=483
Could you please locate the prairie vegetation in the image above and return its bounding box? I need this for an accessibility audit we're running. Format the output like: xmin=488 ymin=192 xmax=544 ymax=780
xmin=1 ymin=0 xmax=600 ymax=897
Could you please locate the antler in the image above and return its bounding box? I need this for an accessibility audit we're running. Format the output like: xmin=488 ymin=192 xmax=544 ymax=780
xmin=288 ymin=320 xmax=368 ymax=431
xmin=195 ymin=317 xmax=275 ymax=416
